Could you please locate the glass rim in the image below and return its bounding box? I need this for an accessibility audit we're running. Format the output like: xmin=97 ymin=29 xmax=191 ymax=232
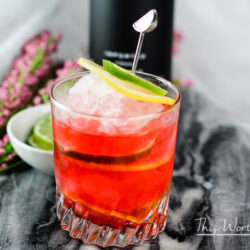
xmin=50 ymin=71 xmax=181 ymax=120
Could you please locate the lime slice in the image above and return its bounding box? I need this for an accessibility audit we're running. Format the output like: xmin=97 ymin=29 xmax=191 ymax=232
xmin=32 ymin=115 xmax=53 ymax=150
xmin=28 ymin=134 xmax=52 ymax=151
xmin=103 ymin=59 xmax=167 ymax=96
xmin=77 ymin=58 xmax=176 ymax=105
xmin=28 ymin=134 xmax=40 ymax=148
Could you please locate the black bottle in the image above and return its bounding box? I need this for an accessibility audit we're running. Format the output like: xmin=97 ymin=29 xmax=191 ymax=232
xmin=90 ymin=0 xmax=174 ymax=80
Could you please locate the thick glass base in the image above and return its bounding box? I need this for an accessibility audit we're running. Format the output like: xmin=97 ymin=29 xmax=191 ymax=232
xmin=56 ymin=192 xmax=169 ymax=248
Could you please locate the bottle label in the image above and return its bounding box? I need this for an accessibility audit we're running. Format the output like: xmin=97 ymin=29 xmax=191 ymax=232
xmin=103 ymin=50 xmax=147 ymax=69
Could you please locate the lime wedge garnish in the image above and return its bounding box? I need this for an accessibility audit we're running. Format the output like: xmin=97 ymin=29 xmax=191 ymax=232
xmin=32 ymin=115 xmax=53 ymax=151
xmin=77 ymin=58 xmax=176 ymax=105
xmin=103 ymin=59 xmax=167 ymax=96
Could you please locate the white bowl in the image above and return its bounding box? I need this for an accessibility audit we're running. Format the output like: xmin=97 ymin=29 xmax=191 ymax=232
xmin=7 ymin=103 xmax=54 ymax=175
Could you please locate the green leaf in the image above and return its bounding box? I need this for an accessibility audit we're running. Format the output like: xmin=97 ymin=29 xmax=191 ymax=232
xmin=48 ymin=38 xmax=54 ymax=46
xmin=41 ymin=93 xmax=49 ymax=102
xmin=61 ymin=80 xmax=74 ymax=90
xmin=4 ymin=143 xmax=14 ymax=154
xmin=0 ymin=160 xmax=23 ymax=173
xmin=0 ymin=155 xmax=8 ymax=164
xmin=30 ymin=46 xmax=45 ymax=73
xmin=173 ymin=79 xmax=181 ymax=86
xmin=0 ymin=144 xmax=14 ymax=164
xmin=9 ymin=91 xmax=14 ymax=101
xmin=18 ymin=77 xmax=24 ymax=84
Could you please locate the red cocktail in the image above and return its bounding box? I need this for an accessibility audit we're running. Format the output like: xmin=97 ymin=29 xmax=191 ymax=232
xmin=50 ymin=71 xmax=180 ymax=247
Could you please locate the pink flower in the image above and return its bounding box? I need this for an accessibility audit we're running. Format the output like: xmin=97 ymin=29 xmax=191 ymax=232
xmin=24 ymin=74 xmax=37 ymax=86
xmin=48 ymin=43 xmax=56 ymax=53
xmin=6 ymin=75 xmax=18 ymax=85
xmin=0 ymin=148 xmax=5 ymax=156
xmin=0 ymin=31 xmax=63 ymax=172
xmin=3 ymin=134 xmax=9 ymax=144
xmin=0 ymin=163 xmax=7 ymax=169
xmin=39 ymin=88 xmax=47 ymax=95
xmin=3 ymin=109 xmax=11 ymax=117
xmin=41 ymin=30 xmax=50 ymax=41
xmin=23 ymin=43 xmax=38 ymax=57
xmin=7 ymin=154 xmax=13 ymax=161
xmin=11 ymin=99 xmax=21 ymax=108
xmin=40 ymin=40 xmax=48 ymax=51
xmin=0 ymin=92 xmax=8 ymax=101
xmin=34 ymin=64 xmax=49 ymax=77
xmin=43 ymin=56 xmax=52 ymax=64
xmin=174 ymin=30 xmax=183 ymax=41
xmin=182 ymin=79 xmax=193 ymax=87
xmin=64 ymin=60 xmax=75 ymax=68
xmin=55 ymin=34 xmax=62 ymax=43
xmin=0 ymin=117 xmax=6 ymax=126
xmin=172 ymin=30 xmax=184 ymax=56
xmin=172 ymin=44 xmax=179 ymax=55
xmin=33 ymin=96 xmax=42 ymax=105
xmin=13 ymin=84 xmax=23 ymax=93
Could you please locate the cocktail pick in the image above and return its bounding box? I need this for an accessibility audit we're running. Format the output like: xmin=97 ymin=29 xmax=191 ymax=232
xmin=131 ymin=9 xmax=158 ymax=73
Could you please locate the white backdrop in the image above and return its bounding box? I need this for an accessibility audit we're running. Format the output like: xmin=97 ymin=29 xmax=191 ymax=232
xmin=173 ymin=1 xmax=250 ymax=132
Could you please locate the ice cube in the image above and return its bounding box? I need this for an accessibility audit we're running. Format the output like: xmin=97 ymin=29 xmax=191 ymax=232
xmin=55 ymin=72 xmax=165 ymax=135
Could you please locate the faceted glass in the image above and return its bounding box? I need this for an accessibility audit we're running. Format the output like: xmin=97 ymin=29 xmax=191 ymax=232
xmin=50 ymin=71 xmax=181 ymax=247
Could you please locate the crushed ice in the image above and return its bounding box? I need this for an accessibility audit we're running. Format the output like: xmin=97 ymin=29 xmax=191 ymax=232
xmin=66 ymin=72 xmax=164 ymax=117
xmin=55 ymin=72 xmax=167 ymax=135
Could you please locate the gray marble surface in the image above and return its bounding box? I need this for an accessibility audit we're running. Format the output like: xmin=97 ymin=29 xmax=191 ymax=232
xmin=1 ymin=89 xmax=250 ymax=250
